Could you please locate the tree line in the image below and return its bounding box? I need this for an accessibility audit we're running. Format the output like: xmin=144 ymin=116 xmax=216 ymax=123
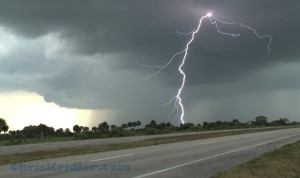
xmin=0 ymin=116 xmax=299 ymax=143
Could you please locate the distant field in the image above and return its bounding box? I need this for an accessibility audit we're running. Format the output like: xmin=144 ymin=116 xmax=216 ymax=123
xmin=215 ymin=140 xmax=300 ymax=178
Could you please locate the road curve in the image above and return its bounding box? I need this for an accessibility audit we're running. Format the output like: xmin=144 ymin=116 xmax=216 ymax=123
xmin=0 ymin=127 xmax=299 ymax=178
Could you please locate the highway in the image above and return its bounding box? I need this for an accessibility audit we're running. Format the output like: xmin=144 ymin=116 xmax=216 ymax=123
xmin=0 ymin=127 xmax=286 ymax=155
xmin=0 ymin=127 xmax=299 ymax=178
xmin=0 ymin=131 xmax=204 ymax=155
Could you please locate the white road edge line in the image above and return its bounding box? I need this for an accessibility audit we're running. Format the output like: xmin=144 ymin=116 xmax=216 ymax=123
xmin=133 ymin=134 xmax=299 ymax=178
xmin=91 ymin=154 xmax=134 ymax=162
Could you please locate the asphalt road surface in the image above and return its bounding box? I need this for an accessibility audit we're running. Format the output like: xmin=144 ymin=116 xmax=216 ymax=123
xmin=0 ymin=131 xmax=203 ymax=155
xmin=0 ymin=127 xmax=299 ymax=178
xmin=0 ymin=127 xmax=287 ymax=155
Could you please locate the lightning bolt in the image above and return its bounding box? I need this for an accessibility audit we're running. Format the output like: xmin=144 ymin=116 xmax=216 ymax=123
xmin=211 ymin=17 xmax=272 ymax=54
xmin=174 ymin=13 xmax=212 ymax=124
xmin=143 ymin=12 xmax=272 ymax=124
xmin=238 ymin=22 xmax=272 ymax=53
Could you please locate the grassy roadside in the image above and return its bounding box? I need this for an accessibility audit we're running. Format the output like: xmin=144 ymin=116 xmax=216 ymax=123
xmin=0 ymin=137 xmax=74 ymax=146
xmin=0 ymin=127 xmax=287 ymax=165
xmin=215 ymin=140 xmax=300 ymax=178
xmin=1 ymin=126 xmax=298 ymax=147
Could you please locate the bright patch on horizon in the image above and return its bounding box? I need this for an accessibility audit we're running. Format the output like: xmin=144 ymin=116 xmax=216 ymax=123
xmin=0 ymin=91 xmax=92 ymax=130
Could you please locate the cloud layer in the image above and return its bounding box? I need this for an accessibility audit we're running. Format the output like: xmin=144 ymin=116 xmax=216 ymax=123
xmin=0 ymin=0 xmax=300 ymax=125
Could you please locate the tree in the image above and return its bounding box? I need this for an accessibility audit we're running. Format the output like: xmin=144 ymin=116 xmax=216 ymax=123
xmin=132 ymin=121 xmax=137 ymax=130
xmin=98 ymin=122 xmax=109 ymax=134
xmin=47 ymin=127 xmax=55 ymax=136
xmin=150 ymin=120 xmax=156 ymax=127
xmin=73 ymin=124 xmax=81 ymax=133
xmin=255 ymin=116 xmax=268 ymax=125
xmin=127 ymin=122 xmax=133 ymax=130
xmin=38 ymin=124 xmax=49 ymax=139
xmin=9 ymin=130 xmax=16 ymax=135
xmin=166 ymin=122 xmax=172 ymax=128
xmin=82 ymin=127 xmax=89 ymax=132
xmin=110 ymin=125 xmax=117 ymax=130
xmin=65 ymin=128 xmax=72 ymax=137
xmin=2 ymin=125 xmax=9 ymax=133
xmin=0 ymin=118 xmax=9 ymax=133
xmin=22 ymin=125 xmax=39 ymax=138
xmin=180 ymin=123 xmax=194 ymax=130
xmin=145 ymin=120 xmax=157 ymax=129
xmin=92 ymin=126 xmax=98 ymax=132
xmin=231 ymin=119 xmax=240 ymax=126
xmin=121 ymin=124 xmax=128 ymax=130
xmin=159 ymin=122 xmax=167 ymax=130
xmin=202 ymin=121 xmax=209 ymax=129
xmin=136 ymin=120 xmax=141 ymax=129
xmin=55 ymin=128 xmax=64 ymax=136
xmin=278 ymin=118 xmax=289 ymax=125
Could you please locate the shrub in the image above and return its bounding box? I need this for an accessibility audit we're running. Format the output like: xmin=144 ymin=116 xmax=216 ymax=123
xmin=145 ymin=128 xmax=161 ymax=135
xmin=189 ymin=126 xmax=202 ymax=131
xmin=110 ymin=127 xmax=123 ymax=137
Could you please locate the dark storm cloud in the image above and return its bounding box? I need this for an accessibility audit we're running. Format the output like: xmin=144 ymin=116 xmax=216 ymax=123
xmin=0 ymin=0 xmax=300 ymax=124
xmin=0 ymin=1 xmax=187 ymax=55
xmin=0 ymin=1 xmax=299 ymax=83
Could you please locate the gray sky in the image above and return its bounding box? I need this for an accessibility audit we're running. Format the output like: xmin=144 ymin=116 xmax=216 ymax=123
xmin=0 ymin=0 xmax=300 ymax=128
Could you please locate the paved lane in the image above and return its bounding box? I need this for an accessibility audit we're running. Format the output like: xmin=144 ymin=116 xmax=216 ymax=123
xmin=0 ymin=127 xmax=285 ymax=155
xmin=0 ymin=128 xmax=299 ymax=178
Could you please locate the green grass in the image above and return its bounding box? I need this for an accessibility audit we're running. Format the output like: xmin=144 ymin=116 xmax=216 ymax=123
xmin=215 ymin=140 xmax=300 ymax=178
xmin=0 ymin=127 xmax=285 ymax=165
xmin=2 ymin=126 xmax=297 ymax=147
xmin=0 ymin=137 xmax=74 ymax=146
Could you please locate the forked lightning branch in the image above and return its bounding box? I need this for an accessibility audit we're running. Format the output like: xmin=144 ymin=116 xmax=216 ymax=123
xmin=144 ymin=12 xmax=272 ymax=124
